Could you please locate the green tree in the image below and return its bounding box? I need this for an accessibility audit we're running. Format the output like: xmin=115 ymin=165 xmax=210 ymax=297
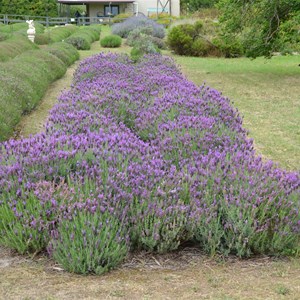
xmin=217 ymin=0 xmax=300 ymax=57
xmin=0 ymin=0 xmax=58 ymax=17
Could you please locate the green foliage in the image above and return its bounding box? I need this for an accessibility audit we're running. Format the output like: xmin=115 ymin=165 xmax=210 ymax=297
xmin=130 ymin=198 xmax=189 ymax=253
xmin=217 ymin=0 xmax=300 ymax=57
xmin=45 ymin=42 xmax=79 ymax=66
xmin=192 ymin=167 xmax=300 ymax=257
xmin=0 ymin=0 xmax=58 ymax=17
xmin=126 ymin=27 xmax=166 ymax=49
xmin=0 ymin=22 xmax=44 ymax=34
xmin=113 ymin=13 xmax=132 ymax=23
xmin=34 ymin=33 xmax=51 ymax=45
xmin=168 ymin=21 xmax=221 ymax=57
xmin=50 ymin=207 xmax=129 ymax=275
xmin=0 ymin=49 xmax=67 ymax=140
xmin=212 ymin=35 xmax=244 ymax=58
xmin=40 ymin=25 xmax=78 ymax=44
xmin=0 ymin=193 xmax=49 ymax=254
xmin=0 ymin=34 xmax=38 ymax=62
xmin=100 ymin=34 xmax=122 ymax=48
xmin=130 ymin=35 xmax=160 ymax=62
xmin=65 ymin=26 xmax=101 ymax=50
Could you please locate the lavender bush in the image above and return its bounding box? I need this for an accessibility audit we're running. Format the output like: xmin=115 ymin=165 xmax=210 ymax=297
xmin=50 ymin=198 xmax=129 ymax=275
xmin=112 ymin=15 xmax=165 ymax=38
xmin=0 ymin=52 xmax=299 ymax=274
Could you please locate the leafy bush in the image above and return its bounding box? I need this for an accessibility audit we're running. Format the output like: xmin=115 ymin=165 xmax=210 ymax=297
xmin=0 ymin=22 xmax=44 ymax=34
xmin=212 ymin=35 xmax=244 ymax=58
xmin=130 ymin=35 xmax=160 ymax=62
xmin=126 ymin=27 xmax=166 ymax=49
xmin=0 ymin=34 xmax=39 ymax=62
xmin=113 ymin=13 xmax=132 ymax=23
xmin=149 ymin=12 xmax=177 ymax=28
xmin=168 ymin=20 xmax=231 ymax=57
xmin=100 ymin=34 xmax=122 ymax=48
xmin=65 ymin=26 xmax=101 ymax=50
xmin=112 ymin=15 xmax=165 ymax=38
xmin=34 ymin=33 xmax=52 ymax=45
xmin=0 ymin=49 xmax=67 ymax=140
xmin=0 ymin=181 xmax=70 ymax=254
xmin=0 ymin=32 xmax=9 ymax=41
xmin=45 ymin=42 xmax=79 ymax=66
xmin=36 ymin=25 xmax=78 ymax=44
xmin=50 ymin=203 xmax=129 ymax=274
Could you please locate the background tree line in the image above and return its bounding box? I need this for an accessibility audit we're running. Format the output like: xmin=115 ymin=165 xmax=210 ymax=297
xmin=0 ymin=0 xmax=58 ymax=17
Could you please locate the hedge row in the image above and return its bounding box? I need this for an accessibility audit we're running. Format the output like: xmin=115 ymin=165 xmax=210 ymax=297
xmin=35 ymin=25 xmax=78 ymax=45
xmin=65 ymin=25 xmax=101 ymax=50
xmin=0 ymin=43 xmax=79 ymax=141
xmin=0 ymin=34 xmax=38 ymax=62
xmin=0 ymin=22 xmax=44 ymax=34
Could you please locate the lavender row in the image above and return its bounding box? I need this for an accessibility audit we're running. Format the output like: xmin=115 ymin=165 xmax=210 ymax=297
xmin=0 ymin=53 xmax=299 ymax=274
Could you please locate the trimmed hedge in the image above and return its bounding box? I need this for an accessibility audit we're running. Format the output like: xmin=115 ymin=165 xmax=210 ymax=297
xmin=0 ymin=22 xmax=44 ymax=34
xmin=65 ymin=25 xmax=101 ymax=50
xmin=45 ymin=42 xmax=79 ymax=66
xmin=0 ymin=43 xmax=80 ymax=141
xmin=100 ymin=34 xmax=122 ymax=48
xmin=0 ymin=34 xmax=39 ymax=62
xmin=35 ymin=25 xmax=78 ymax=45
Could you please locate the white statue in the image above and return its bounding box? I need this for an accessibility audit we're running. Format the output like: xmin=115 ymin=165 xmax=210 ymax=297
xmin=26 ymin=20 xmax=36 ymax=43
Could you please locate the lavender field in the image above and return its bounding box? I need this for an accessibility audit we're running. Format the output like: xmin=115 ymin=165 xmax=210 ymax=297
xmin=0 ymin=53 xmax=299 ymax=274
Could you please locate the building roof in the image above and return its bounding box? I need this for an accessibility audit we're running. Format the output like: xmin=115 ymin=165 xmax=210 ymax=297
xmin=58 ymin=0 xmax=135 ymax=3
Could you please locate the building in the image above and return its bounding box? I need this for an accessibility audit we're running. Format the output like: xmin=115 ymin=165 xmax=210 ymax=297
xmin=57 ymin=0 xmax=180 ymax=20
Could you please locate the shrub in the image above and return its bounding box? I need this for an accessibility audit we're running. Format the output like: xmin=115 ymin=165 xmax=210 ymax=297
xmin=0 ymin=181 xmax=70 ymax=254
xmin=50 ymin=203 xmax=129 ymax=274
xmin=34 ymin=33 xmax=51 ymax=45
xmin=212 ymin=35 xmax=244 ymax=58
xmin=168 ymin=21 xmax=225 ymax=57
xmin=130 ymin=35 xmax=160 ymax=62
xmin=167 ymin=24 xmax=194 ymax=55
xmin=0 ymin=49 xmax=66 ymax=140
xmin=126 ymin=27 xmax=166 ymax=50
xmin=0 ymin=32 xmax=9 ymax=41
xmin=149 ymin=12 xmax=177 ymax=28
xmin=45 ymin=42 xmax=79 ymax=66
xmin=100 ymin=34 xmax=122 ymax=48
xmin=0 ymin=34 xmax=39 ymax=62
xmin=113 ymin=13 xmax=132 ymax=23
xmin=65 ymin=26 xmax=101 ymax=50
xmin=37 ymin=25 xmax=78 ymax=44
xmin=112 ymin=15 xmax=165 ymax=38
xmin=0 ymin=22 xmax=44 ymax=34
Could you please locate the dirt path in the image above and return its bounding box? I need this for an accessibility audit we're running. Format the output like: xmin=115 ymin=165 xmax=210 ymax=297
xmin=1 ymin=244 xmax=300 ymax=300
xmin=14 ymin=61 xmax=79 ymax=139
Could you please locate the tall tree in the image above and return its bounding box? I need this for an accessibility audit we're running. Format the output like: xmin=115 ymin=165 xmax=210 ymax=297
xmin=0 ymin=0 xmax=58 ymax=17
xmin=217 ymin=0 xmax=300 ymax=57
